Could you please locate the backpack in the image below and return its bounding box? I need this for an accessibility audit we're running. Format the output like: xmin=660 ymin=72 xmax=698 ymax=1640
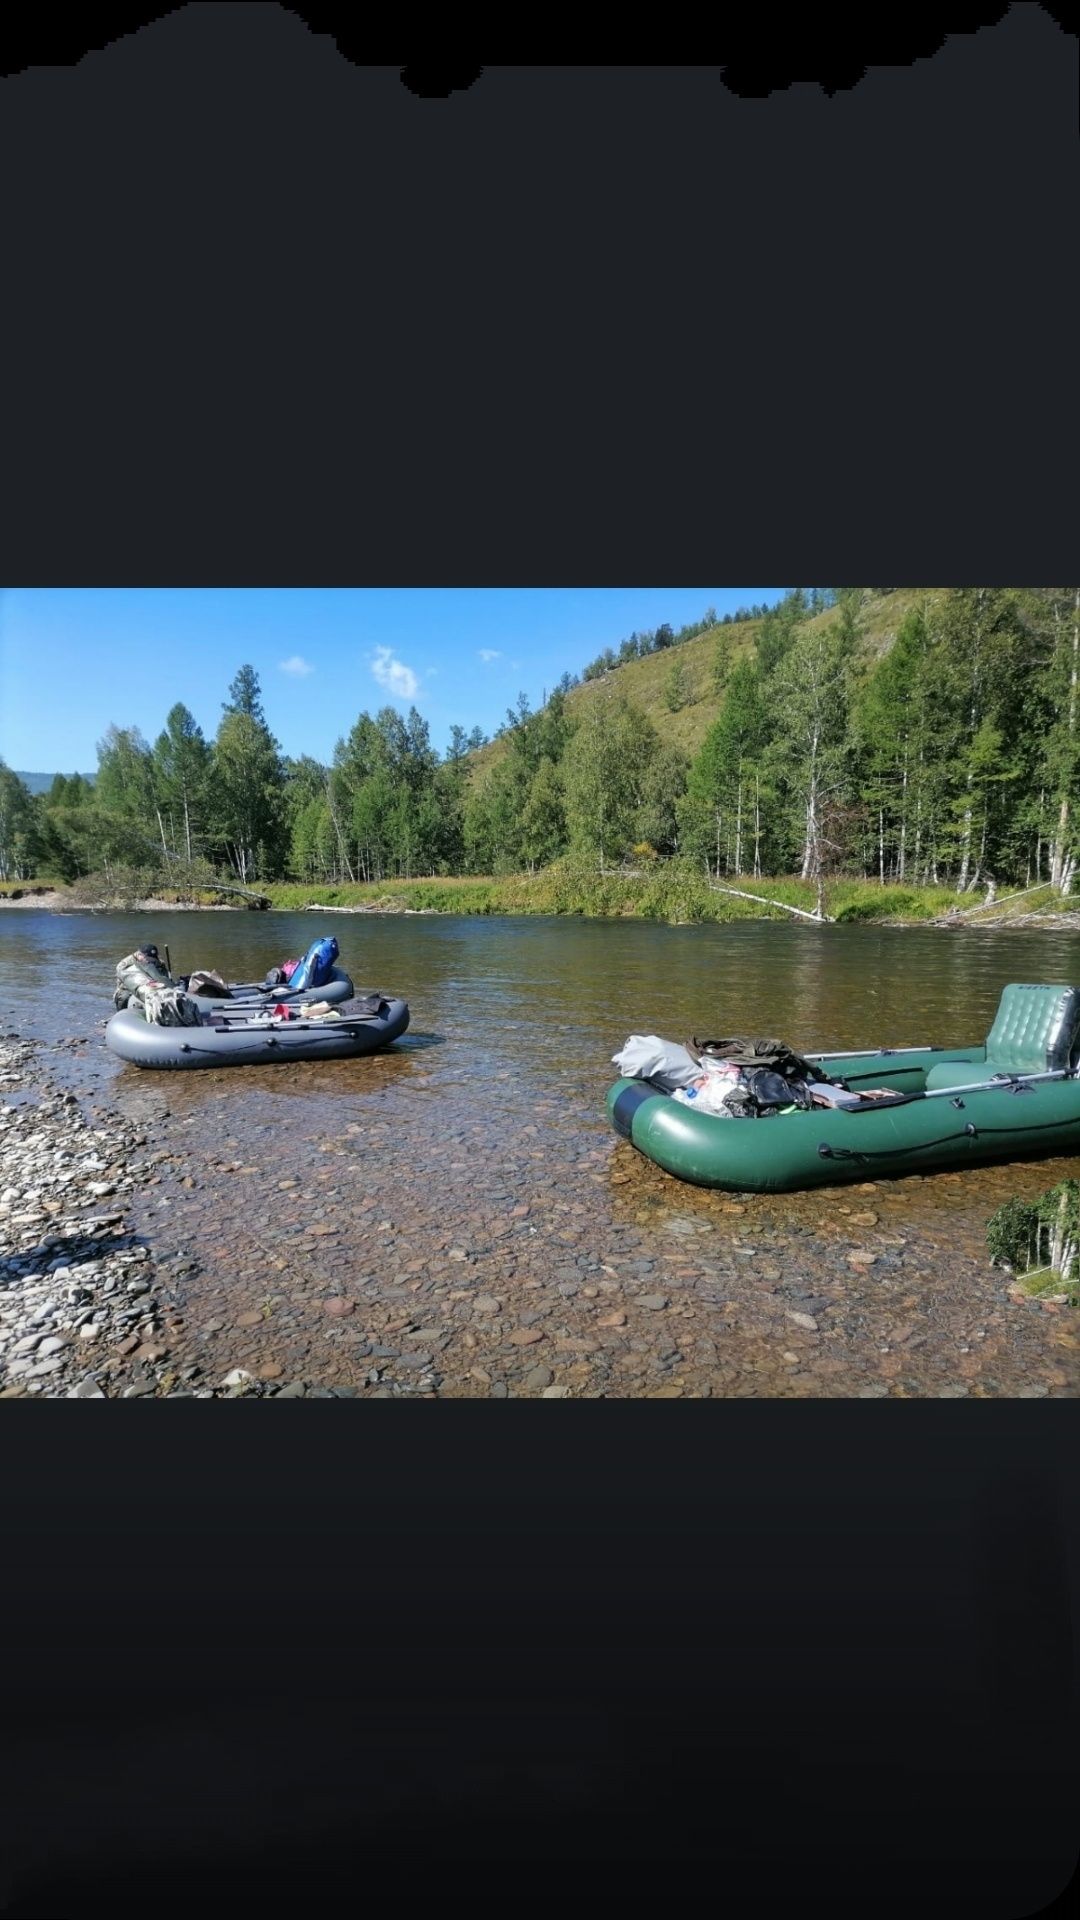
xmin=114 ymin=946 xmax=173 ymax=1009
xmin=132 ymin=982 xmax=202 ymax=1027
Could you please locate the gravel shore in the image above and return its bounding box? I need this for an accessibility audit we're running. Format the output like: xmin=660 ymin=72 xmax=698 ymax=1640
xmin=0 ymin=1031 xmax=281 ymax=1398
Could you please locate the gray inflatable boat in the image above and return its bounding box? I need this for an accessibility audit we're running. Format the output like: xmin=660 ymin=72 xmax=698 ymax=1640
xmin=105 ymin=994 xmax=410 ymax=1070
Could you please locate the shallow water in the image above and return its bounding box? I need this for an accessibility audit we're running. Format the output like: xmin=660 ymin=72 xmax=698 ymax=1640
xmin=2 ymin=908 xmax=1079 ymax=1397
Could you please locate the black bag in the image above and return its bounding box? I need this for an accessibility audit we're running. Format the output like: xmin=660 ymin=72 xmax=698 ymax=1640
xmin=745 ymin=1068 xmax=813 ymax=1111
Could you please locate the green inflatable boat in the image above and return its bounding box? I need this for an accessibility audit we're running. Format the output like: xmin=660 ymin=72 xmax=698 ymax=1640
xmin=606 ymin=983 xmax=1080 ymax=1194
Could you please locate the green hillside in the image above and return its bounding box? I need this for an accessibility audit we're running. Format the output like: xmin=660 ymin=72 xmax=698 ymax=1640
xmin=467 ymin=589 xmax=949 ymax=784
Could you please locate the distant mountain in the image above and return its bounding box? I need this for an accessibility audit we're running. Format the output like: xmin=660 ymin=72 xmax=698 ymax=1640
xmin=12 ymin=770 xmax=95 ymax=795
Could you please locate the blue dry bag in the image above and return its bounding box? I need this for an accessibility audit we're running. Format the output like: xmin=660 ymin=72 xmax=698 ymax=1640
xmin=289 ymin=935 xmax=339 ymax=992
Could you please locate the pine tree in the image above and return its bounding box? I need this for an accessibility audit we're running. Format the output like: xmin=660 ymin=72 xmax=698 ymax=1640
xmin=223 ymin=664 xmax=267 ymax=726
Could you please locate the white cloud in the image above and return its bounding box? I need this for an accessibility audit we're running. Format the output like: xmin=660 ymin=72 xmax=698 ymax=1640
xmin=371 ymin=646 xmax=420 ymax=701
xmin=477 ymin=649 xmax=502 ymax=663
xmin=279 ymin=655 xmax=314 ymax=677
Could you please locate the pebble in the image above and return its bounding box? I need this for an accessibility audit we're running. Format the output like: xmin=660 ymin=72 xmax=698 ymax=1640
xmin=785 ymin=1312 xmax=819 ymax=1333
xmin=637 ymin=1295 xmax=669 ymax=1311
xmin=525 ymin=1365 xmax=554 ymax=1389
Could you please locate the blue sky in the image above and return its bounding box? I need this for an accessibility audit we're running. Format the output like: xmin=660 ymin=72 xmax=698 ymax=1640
xmin=0 ymin=588 xmax=786 ymax=773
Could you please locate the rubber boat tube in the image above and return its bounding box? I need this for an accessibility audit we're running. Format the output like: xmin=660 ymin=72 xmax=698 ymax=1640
xmin=106 ymin=996 xmax=410 ymax=1069
xmin=183 ymin=966 xmax=355 ymax=1011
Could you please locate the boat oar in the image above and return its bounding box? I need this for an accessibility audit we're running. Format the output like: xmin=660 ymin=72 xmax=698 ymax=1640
xmin=212 ymin=1012 xmax=386 ymax=1034
xmin=834 ymin=1065 xmax=1078 ymax=1117
xmin=807 ymin=1044 xmax=956 ymax=1062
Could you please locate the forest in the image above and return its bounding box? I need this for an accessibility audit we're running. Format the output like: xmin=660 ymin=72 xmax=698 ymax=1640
xmin=2 ymin=589 xmax=1078 ymax=906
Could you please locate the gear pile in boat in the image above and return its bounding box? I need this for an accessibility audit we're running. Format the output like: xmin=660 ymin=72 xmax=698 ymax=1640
xmin=611 ymin=1033 xmax=900 ymax=1118
xmin=112 ymin=936 xmax=342 ymax=1023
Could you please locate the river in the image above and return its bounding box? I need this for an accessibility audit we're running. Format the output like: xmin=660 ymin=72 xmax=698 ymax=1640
xmin=2 ymin=908 xmax=1078 ymax=1397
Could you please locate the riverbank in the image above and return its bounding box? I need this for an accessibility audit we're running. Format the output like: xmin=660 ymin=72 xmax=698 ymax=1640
xmin=6 ymin=868 xmax=1080 ymax=930
xmin=0 ymin=1029 xmax=196 ymax=1397
xmin=0 ymin=888 xmax=244 ymax=912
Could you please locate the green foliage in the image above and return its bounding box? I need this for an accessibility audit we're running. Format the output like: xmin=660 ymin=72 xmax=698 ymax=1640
xmin=0 ymin=762 xmax=42 ymax=880
xmin=987 ymin=1179 xmax=1080 ymax=1298
xmin=663 ymin=657 xmax=692 ymax=713
xmin=561 ymin=689 xmax=663 ymax=866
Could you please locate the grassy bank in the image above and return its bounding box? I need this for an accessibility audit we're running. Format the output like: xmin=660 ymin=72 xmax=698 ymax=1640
xmin=262 ymin=868 xmax=997 ymax=925
xmin=8 ymin=863 xmax=1080 ymax=927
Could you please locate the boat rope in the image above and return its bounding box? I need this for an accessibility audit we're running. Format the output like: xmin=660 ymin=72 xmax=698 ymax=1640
xmin=167 ymin=1003 xmax=394 ymax=1056
xmin=819 ymin=1126 xmax=978 ymax=1163
xmin=818 ymin=1112 xmax=1080 ymax=1164
xmin=174 ymin=1029 xmax=353 ymax=1059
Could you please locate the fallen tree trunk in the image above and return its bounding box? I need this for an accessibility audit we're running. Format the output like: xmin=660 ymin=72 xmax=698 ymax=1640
xmin=707 ymin=882 xmax=834 ymax=923
xmin=948 ymin=881 xmax=1056 ymax=919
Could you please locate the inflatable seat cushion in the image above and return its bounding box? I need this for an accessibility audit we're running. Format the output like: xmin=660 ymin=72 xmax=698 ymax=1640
xmin=984 ymin=984 xmax=1080 ymax=1073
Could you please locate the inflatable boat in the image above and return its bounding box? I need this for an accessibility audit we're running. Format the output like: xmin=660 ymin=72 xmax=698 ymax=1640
xmin=105 ymin=994 xmax=410 ymax=1070
xmin=607 ymin=983 xmax=1080 ymax=1193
